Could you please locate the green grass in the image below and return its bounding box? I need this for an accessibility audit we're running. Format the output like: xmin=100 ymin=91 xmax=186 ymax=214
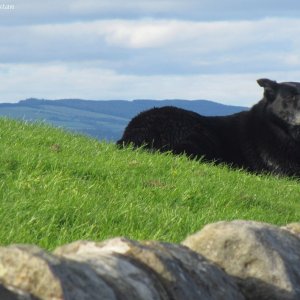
xmin=0 ymin=118 xmax=299 ymax=250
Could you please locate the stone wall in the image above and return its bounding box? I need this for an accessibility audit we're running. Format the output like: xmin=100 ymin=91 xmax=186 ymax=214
xmin=1 ymin=220 xmax=300 ymax=300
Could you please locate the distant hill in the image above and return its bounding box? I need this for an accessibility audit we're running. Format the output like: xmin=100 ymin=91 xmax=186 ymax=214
xmin=0 ymin=98 xmax=248 ymax=141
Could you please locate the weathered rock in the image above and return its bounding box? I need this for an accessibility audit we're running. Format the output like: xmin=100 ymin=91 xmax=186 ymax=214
xmin=2 ymin=220 xmax=300 ymax=300
xmin=0 ymin=283 xmax=37 ymax=300
xmin=0 ymin=244 xmax=116 ymax=300
xmin=55 ymin=237 xmax=244 ymax=300
xmin=281 ymin=223 xmax=300 ymax=239
xmin=182 ymin=220 xmax=300 ymax=300
xmin=0 ymin=238 xmax=244 ymax=300
xmin=55 ymin=238 xmax=169 ymax=300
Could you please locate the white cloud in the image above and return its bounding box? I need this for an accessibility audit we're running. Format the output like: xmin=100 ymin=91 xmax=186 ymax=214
xmin=1 ymin=61 xmax=300 ymax=106
xmin=2 ymin=0 xmax=300 ymax=26
xmin=283 ymin=54 xmax=300 ymax=66
xmin=2 ymin=18 xmax=300 ymax=58
xmin=1 ymin=16 xmax=300 ymax=104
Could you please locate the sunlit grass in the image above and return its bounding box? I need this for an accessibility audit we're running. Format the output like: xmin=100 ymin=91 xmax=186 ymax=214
xmin=0 ymin=118 xmax=299 ymax=250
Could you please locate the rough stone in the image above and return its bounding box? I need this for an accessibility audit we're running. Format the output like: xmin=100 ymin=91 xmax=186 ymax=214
xmin=182 ymin=220 xmax=300 ymax=300
xmin=281 ymin=223 xmax=300 ymax=239
xmin=55 ymin=238 xmax=169 ymax=300
xmin=54 ymin=237 xmax=244 ymax=300
xmin=0 ymin=244 xmax=116 ymax=300
xmin=0 ymin=283 xmax=37 ymax=300
xmin=1 ymin=220 xmax=300 ymax=299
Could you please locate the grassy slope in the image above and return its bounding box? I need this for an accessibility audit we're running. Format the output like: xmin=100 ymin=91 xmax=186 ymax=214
xmin=0 ymin=118 xmax=300 ymax=250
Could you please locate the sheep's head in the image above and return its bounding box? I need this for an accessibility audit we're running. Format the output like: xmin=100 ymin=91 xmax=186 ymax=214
xmin=258 ymin=78 xmax=300 ymax=141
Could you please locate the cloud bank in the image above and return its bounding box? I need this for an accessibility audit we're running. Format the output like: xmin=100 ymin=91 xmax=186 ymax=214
xmin=1 ymin=1 xmax=300 ymax=105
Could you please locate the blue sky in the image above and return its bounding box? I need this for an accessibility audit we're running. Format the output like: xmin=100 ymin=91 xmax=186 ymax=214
xmin=1 ymin=1 xmax=300 ymax=105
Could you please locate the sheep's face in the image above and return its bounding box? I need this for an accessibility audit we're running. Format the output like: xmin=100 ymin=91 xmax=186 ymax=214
xmin=258 ymin=78 xmax=300 ymax=141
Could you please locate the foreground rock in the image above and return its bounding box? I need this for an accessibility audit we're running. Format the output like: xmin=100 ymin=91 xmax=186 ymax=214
xmin=1 ymin=220 xmax=300 ymax=299
xmin=281 ymin=222 xmax=300 ymax=238
xmin=55 ymin=238 xmax=244 ymax=299
xmin=0 ymin=284 xmax=38 ymax=300
xmin=182 ymin=220 xmax=300 ymax=300
xmin=0 ymin=244 xmax=117 ymax=300
xmin=0 ymin=238 xmax=243 ymax=300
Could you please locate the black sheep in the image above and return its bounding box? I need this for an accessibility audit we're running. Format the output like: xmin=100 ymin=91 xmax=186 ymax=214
xmin=117 ymin=79 xmax=300 ymax=177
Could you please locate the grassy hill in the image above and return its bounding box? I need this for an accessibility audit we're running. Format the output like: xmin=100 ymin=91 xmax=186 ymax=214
xmin=0 ymin=118 xmax=300 ymax=250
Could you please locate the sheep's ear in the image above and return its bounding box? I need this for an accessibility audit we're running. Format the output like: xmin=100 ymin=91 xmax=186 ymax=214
xmin=257 ymin=78 xmax=278 ymax=102
xmin=257 ymin=78 xmax=278 ymax=89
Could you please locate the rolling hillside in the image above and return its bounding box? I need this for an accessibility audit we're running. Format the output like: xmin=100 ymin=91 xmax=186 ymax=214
xmin=0 ymin=98 xmax=248 ymax=141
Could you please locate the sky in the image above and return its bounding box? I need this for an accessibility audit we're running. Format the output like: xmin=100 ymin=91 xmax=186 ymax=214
xmin=1 ymin=1 xmax=300 ymax=106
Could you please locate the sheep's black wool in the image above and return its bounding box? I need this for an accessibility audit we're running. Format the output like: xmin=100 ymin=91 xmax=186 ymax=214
xmin=117 ymin=79 xmax=300 ymax=177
